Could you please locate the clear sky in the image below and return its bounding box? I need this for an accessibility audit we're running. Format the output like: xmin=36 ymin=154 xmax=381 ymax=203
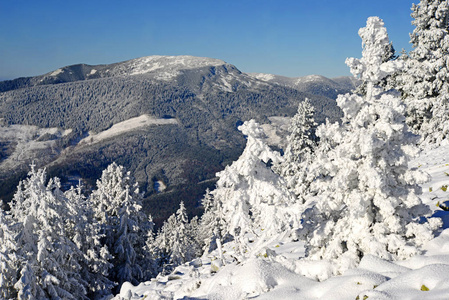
xmin=0 ymin=0 xmax=416 ymax=80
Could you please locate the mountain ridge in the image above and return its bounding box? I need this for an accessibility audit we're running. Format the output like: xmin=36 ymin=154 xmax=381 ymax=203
xmin=0 ymin=55 xmax=230 ymax=93
xmin=0 ymin=55 xmax=356 ymax=224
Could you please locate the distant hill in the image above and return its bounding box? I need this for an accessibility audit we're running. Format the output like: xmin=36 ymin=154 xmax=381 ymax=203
xmin=248 ymin=72 xmax=359 ymax=99
xmin=0 ymin=55 xmax=356 ymax=225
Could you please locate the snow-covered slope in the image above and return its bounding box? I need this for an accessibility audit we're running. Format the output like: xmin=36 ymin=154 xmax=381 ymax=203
xmin=0 ymin=115 xmax=180 ymax=191
xmin=78 ymin=114 xmax=179 ymax=146
xmin=0 ymin=55 xmax=231 ymax=93
xmin=0 ymin=125 xmax=72 ymax=173
xmin=44 ymin=55 xmax=228 ymax=82
xmin=0 ymin=54 xmax=350 ymax=230
xmin=107 ymin=55 xmax=226 ymax=79
xmin=247 ymin=72 xmax=359 ymax=98
xmin=114 ymin=143 xmax=449 ymax=300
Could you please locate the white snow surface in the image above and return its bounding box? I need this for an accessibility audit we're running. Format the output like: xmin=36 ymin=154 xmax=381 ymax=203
xmin=248 ymin=73 xmax=277 ymax=82
xmin=114 ymin=143 xmax=449 ymax=300
xmin=0 ymin=115 xmax=177 ymax=174
xmin=111 ymin=55 xmax=226 ymax=80
xmin=78 ymin=114 xmax=178 ymax=146
xmin=50 ymin=68 xmax=63 ymax=76
xmin=294 ymin=74 xmax=328 ymax=84
xmin=0 ymin=124 xmax=72 ymax=172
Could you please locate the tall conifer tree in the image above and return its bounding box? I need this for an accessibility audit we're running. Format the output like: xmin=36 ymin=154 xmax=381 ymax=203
xmin=300 ymin=17 xmax=440 ymax=273
xmin=398 ymin=0 xmax=449 ymax=145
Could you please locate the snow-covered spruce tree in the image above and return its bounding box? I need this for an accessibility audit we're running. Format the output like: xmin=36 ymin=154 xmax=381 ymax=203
xmin=354 ymin=41 xmax=398 ymax=96
xmin=90 ymin=162 xmax=154 ymax=287
xmin=188 ymin=215 xmax=203 ymax=258
xmin=0 ymin=207 xmax=19 ymax=299
xmin=64 ymin=185 xmax=114 ymax=298
xmin=198 ymin=188 xmax=228 ymax=256
xmin=397 ymin=0 xmax=449 ymax=145
xmin=11 ymin=166 xmax=88 ymax=299
xmin=151 ymin=201 xmax=198 ymax=273
xmin=150 ymin=213 xmax=176 ymax=273
xmin=139 ymin=214 xmax=159 ymax=281
xmin=210 ymin=120 xmax=297 ymax=257
xmin=276 ymin=98 xmax=318 ymax=203
xmin=299 ymin=17 xmax=441 ymax=274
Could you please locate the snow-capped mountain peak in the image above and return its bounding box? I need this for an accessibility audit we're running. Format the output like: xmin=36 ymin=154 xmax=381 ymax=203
xmin=39 ymin=55 xmax=229 ymax=82
xmin=111 ymin=55 xmax=227 ymax=79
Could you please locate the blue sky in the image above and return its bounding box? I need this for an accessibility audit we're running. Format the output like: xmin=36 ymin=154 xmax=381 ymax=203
xmin=0 ymin=0 xmax=415 ymax=80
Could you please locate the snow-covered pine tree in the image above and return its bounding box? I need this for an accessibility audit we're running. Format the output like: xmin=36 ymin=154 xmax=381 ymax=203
xmin=64 ymin=185 xmax=114 ymax=298
xmin=0 ymin=207 xmax=19 ymax=299
xmin=170 ymin=201 xmax=197 ymax=266
xmin=210 ymin=120 xmax=297 ymax=256
xmin=90 ymin=162 xmax=154 ymax=287
xmin=397 ymin=0 xmax=449 ymax=145
xmin=150 ymin=213 xmax=176 ymax=273
xmin=198 ymin=189 xmax=228 ymax=255
xmin=188 ymin=216 xmax=203 ymax=258
xmin=277 ymin=98 xmax=318 ymax=202
xmin=151 ymin=201 xmax=198 ymax=273
xmin=11 ymin=165 xmax=88 ymax=299
xmin=299 ymin=17 xmax=441 ymax=274
xmin=354 ymin=41 xmax=398 ymax=96
xmin=139 ymin=214 xmax=159 ymax=281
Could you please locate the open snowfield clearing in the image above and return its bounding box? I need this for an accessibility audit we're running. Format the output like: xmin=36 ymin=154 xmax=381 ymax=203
xmin=0 ymin=124 xmax=72 ymax=171
xmin=78 ymin=114 xmax=178 ymax=146
xmin=115 ymin=143 xmax=449 ymax=300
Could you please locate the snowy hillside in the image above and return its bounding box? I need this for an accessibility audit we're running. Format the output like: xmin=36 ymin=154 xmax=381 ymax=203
xmin=114 ymin=143 xmax=449 ymax=300
xmin=108 ymin=55 xmax=226 ymax=79
xmin=0 ymin=125 xmax=72 ymax=173
xmin=43 ymin=55 xmax=228 ymax=81
xmin=247 ymin=72 xmax=358 ymax=99
xmin=0 ymin=55 xmax=232 ymax=93
xmin=0 ymin=115 xmax=178 ymax=173
xmin=77 ymin=114 xmax=179 ymax=146
xmin=112 ymin=13 xmax=449 ymax=300
xmin=0 ymin=53 xmax=348 ymax=222
xmin=2 ymin=2 xmax=449 ymax=298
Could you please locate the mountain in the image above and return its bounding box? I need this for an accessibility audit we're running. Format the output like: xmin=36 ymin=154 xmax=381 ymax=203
xmin=248 ymin=72 xmax=360 ymax=100
xmin=0 ymin=55 xmax=356 ymax=225
xmin=0 ymin=56 xmax=228 ymax=93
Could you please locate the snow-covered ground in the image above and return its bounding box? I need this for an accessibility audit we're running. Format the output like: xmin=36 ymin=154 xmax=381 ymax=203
xmin=78 ymin=114 xmax=178 ymax=146
xmin=111 ymin=55 xmax=226 ymax=80
xmin=115 ymin=143 xmax=449 ymax=300
xmin=0 ymin=124 xmax=72 ymax=171
xmin=0 ymin=115 xmax=179 ymax=177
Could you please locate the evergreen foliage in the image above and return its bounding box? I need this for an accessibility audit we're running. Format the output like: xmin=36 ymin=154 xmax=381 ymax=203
xmin=64 ymin=185 xmax=114 ymax=298
xmin=397 ymin=0 xmax=449 ymax=145
xmin=299 ymin=17 xmax=441 ymax=273
xmin=90 ymin=162 xmax=154 ymax=287
xmin=151 ymin=201 xmax=200 ymax=274
xmin=198 ymin=189 xmax=228 ymax=255
xmin=0 ymin=207 xmax=19 ymax=299
xmin=208 ymin=120 xmax=297 ymax=257
xmin=10 ymin=165 xmax=88 ymax=299
xmin=276 ymin=98 xmax=318 ymax=202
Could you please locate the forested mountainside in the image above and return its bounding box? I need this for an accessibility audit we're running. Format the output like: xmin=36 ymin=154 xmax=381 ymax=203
xmin=249 ymin=73 xmax=360 ymax=100
xmin=0 ymin=56 xmax=355 ymax=224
